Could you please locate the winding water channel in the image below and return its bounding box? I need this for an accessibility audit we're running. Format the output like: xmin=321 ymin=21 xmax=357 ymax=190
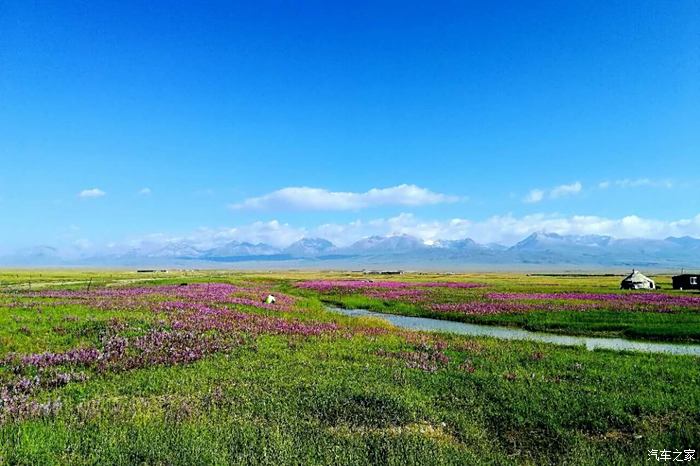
xmin=327 ymin=306 xmax=700 ymax=357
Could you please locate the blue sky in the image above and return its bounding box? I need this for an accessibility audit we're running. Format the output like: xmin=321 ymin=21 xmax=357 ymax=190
xmin=1 ymin=1 xmax=699 ymax=254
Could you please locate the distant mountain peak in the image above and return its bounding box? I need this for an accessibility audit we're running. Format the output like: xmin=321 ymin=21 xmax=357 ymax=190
xmin=204 ymin=241 xmax=280 ymax=257
xmin=433 ymin=238 xmax=479 ymax=249
xmin=513 ymin=232 xmax=614 ymax=250
xmin=345 ymin=234 xmax=426 ymax=253
xmin=3 ymin=232 xmax=700 ymax=267
xmin=284 ymin=238 xmax=336 ymax=255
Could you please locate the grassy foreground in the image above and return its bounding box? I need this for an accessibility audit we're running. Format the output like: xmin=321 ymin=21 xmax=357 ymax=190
xmin=0 ymin=270 xmax=698 ymax=465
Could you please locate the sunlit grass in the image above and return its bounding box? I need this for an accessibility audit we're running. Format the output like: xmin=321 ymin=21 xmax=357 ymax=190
xmin=0 ymin=270 xmax=698 ymax=464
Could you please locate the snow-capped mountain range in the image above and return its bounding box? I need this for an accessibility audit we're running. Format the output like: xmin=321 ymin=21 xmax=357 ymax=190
xmin=3 ymin=232 xmax=700 ymax=269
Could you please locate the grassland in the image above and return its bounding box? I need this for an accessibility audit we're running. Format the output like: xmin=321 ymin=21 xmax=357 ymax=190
xmin=0 ymin=270 xmax=698 ymax=465
xmin=305 ymin=273 xmax=700 ymax=342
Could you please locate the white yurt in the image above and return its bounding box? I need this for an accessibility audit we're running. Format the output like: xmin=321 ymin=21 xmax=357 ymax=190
xmin=620 ymin=270 xmax=655 ymax=290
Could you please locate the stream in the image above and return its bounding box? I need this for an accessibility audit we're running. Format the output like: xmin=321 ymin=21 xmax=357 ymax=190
xmin=327 ymin=306 xmax=700 ymax=356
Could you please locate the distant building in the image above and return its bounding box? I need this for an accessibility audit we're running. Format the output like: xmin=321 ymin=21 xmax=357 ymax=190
xmin=620 ymin=270 xmax=655 ymax=290
xmin=363 ymin=270 xmax=404 ymax=275
xmin=672 ymin=274 xmax=700 ymax=291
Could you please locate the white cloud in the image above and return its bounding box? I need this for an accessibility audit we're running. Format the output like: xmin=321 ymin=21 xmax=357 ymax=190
xmin=523 ymin=182 xmax=581 ymax=203
xmin=550 ymin=182 xmax=582 ymax=198
xmin=457 ymin=213 xmax=691 ymax=245
xmin=230 ymin=184 xmax=460 ymax=211
xmin=116 ymin=220 xmax=307 ymax=254
xmin=523 ymin=189 xmax=545 ymax=204
xmin=341 ymin=212 xmax=700 ymax=246
xmin=109 ymin=212 xmax=700 ymax=251
xmin=78 ymin=188 xmax=105 ymax=198
xmin=598 ymin=178 xmax=673 ymax=189
xmin=190 ymin=220 xmax=306 ymax=248
xmin=139 ymin=187 xmax=152 ymax=196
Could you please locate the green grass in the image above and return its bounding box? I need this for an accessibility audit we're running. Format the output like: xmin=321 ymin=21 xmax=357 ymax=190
xmin=463 ymin=309 xmax=700 ymax=341
xmin=318 ymin=278 xmax=700 ymax=343
xmin=327 ymin=294 xmax=700 ymax=342
xmin=3 ymin=333 xmax=699 ymax=465
xmin=0 ymin=270 xmax=698 ymax=465
xmin=0 ymin=303 xmax=158 ymax=356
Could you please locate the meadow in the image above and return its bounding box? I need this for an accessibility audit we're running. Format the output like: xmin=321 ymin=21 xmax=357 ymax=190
xmin=298 ymin=274 xmax=700 ymax=342
xmin=0 ymin=270 xmax=698 ymax=465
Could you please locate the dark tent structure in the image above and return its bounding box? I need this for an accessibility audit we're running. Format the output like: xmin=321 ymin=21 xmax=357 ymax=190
xmin=672 ymin=274 xmax=700 ymax=290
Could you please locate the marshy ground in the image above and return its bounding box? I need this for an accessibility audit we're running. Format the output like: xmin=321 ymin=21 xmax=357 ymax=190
xmin=0 ymin=270 xmax=698 ymax=465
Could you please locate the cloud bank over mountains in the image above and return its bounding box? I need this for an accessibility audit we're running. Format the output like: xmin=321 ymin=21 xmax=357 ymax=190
xmin=5 ymin=212 xmax=700 ymax=268
xmin=176 ymin=212 xmax=699 ymax=250
xmin=5 ymin=181 xmax=698 ymax=268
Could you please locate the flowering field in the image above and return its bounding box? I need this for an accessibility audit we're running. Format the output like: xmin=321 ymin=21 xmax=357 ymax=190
xmin=295 ymin=277 xmax=700 ymax=342
xmin=0 ymin=270 xmax=698 ymax=464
